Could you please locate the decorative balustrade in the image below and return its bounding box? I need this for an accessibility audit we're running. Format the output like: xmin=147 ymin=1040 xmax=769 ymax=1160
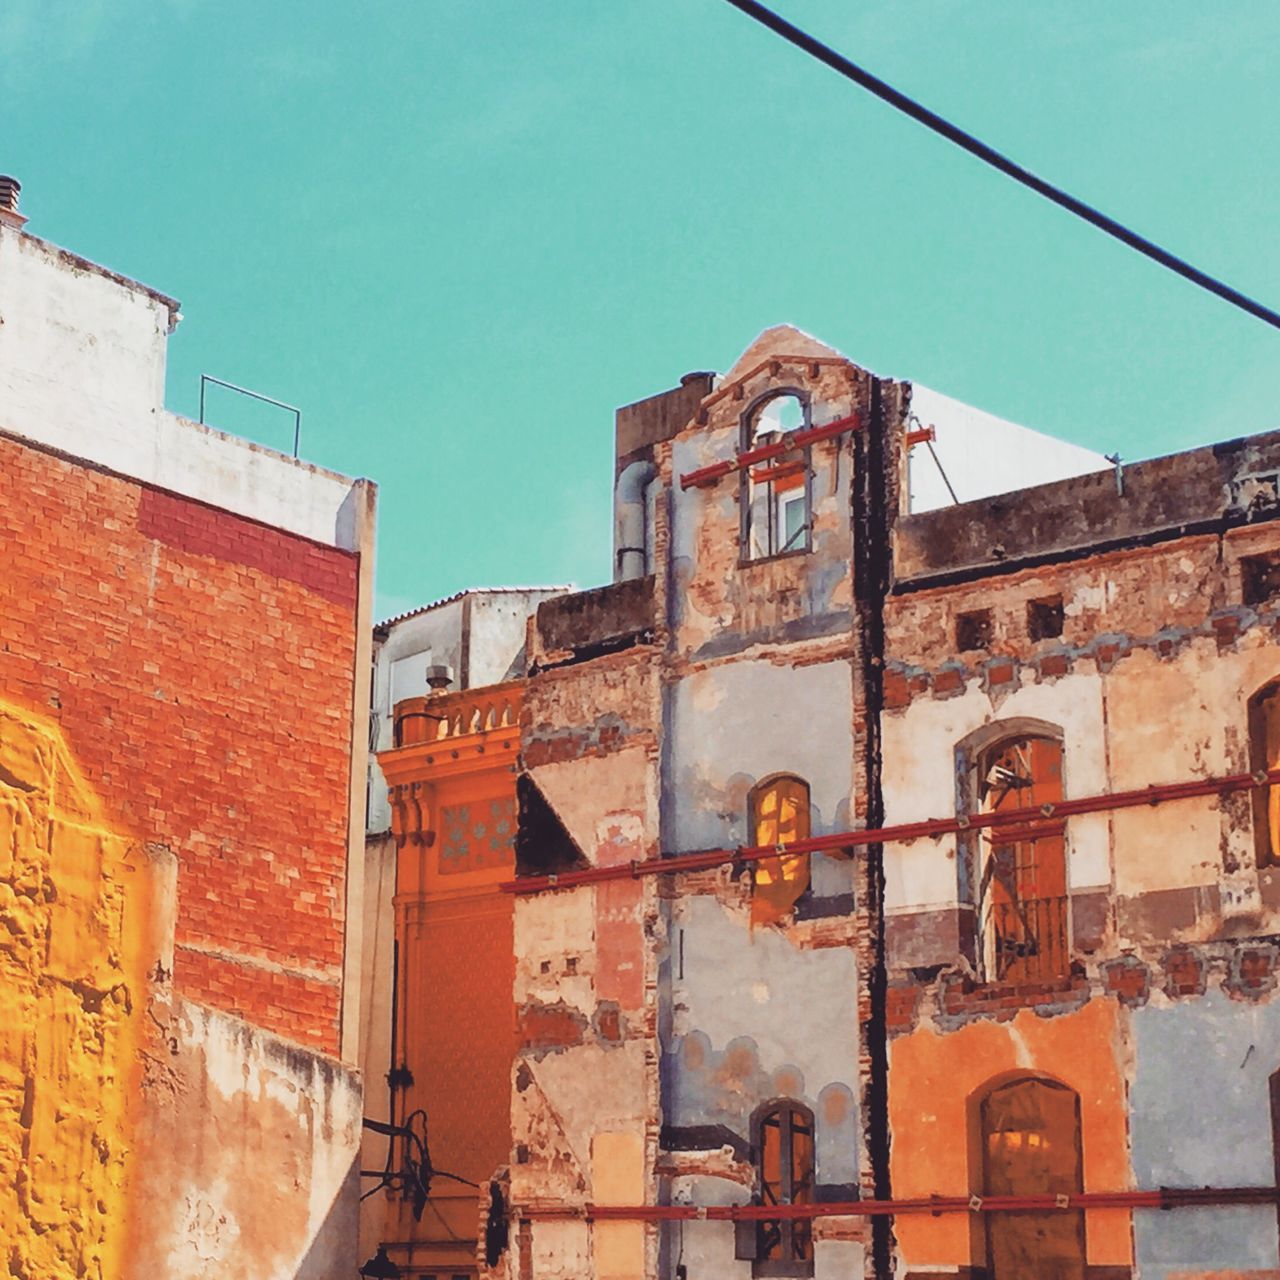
xmin=392 ymin=682 xmax=522 ymax=748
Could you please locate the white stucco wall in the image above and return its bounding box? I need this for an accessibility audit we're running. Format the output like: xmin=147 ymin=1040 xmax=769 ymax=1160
xmin=0 ymin=222 xmax=363 ymax=549
xmin=908 ymin=384 xmax=1109 ymax=514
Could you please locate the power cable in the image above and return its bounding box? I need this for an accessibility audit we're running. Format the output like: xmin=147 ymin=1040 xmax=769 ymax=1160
xmin=721 ymin=0 xmax=1280 ymax=333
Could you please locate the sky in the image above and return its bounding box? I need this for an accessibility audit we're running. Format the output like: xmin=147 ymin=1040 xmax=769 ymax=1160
xmin=5 ymin=1 xmax=1279 ymax=619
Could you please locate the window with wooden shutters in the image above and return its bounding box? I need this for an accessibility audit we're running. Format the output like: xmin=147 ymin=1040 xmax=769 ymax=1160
xmin=975 ymin=735 xmax=1069 ymax=983
xmin=754 ymin=1101 xmax=815 ymax=1277
xmin=1251 ymin=682 xmax=1280 ymax=868
xmin=750 ymin=775 xmax=811 ymax=928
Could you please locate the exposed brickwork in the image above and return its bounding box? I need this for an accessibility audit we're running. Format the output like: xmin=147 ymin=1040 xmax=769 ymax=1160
xmin=883 ymin=530 xmax=1280 ymax=713
xmin=0 ymin=434 xmax=357 ymax=1050
xmin=885 ymin=982 xmax=922 ymax=1035
xmin=1101 ymin=956 xmax=1149 ymax=1007
xmin=137 ymin=487 xmax=358 ymax=607
xmin=517 ymin=1000 xmax=589 ymax=1054
xmin=1226 ymin=944 xmax=1279 ymax=1000
xmin=1163 ymin=946 xmax=1206 ymax=999
xmin=936 ymin=972 xmax=1092 ymax=1027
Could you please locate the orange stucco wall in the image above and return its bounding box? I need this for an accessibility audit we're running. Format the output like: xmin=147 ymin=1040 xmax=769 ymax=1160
xmin=888 ymin=996 xmax=1133 ymax=1269
xmin=379 ymin=698 xmax=520 ymax=1268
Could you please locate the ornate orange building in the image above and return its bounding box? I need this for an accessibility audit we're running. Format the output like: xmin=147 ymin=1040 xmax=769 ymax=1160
xmin=375 ymin=683 xmax=523 ymax=1277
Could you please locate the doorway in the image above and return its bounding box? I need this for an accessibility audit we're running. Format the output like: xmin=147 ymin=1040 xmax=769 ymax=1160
xmin=981 ymin=1076 xmax=1086 ymax=1280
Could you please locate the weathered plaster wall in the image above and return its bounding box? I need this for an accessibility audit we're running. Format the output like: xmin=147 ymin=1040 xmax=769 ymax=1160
xmin=666 ymin=656 xmax=854 ymax=855
xmin=888 ymin=998 xmax=1132 ymax=1271
xmin=883 ymin=525 xmax=1280 ymax=963
xmin=667 ymin=894 xmax=861 ymax=1177
xmin=667 ymin=335 xmax=860 ymax=664
xmin=514 ymin=644 xmax=663 ymax=1280
xmin=880 ymin=457 xmax=1280 ymax=1278
xmin=126 ymin=999 xmax=362 ymax=1280
xmin=1130 ymin=989 xmax=1280 ymax=1278
xmin=0 ymin=697 xmax=360 ymax=1280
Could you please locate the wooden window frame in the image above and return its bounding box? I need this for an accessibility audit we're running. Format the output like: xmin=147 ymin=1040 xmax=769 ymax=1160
xmin=739 ymin=389 xmax=814 ymax=564
xmin=752 ymin=1099 xmax=816 ymax=1278
xmin=749 ymin=774 xmax=812 ymax=928
xmin=1250 ymin=681 xmax=1280 ymax=868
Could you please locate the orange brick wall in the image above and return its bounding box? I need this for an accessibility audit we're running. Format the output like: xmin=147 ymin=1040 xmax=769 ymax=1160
xmin=0 ymin=431 xmax=358 ymax=1052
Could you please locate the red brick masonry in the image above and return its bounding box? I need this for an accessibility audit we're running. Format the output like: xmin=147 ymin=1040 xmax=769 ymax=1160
xmin=0 ymin=432 xmax=359 ymax=1051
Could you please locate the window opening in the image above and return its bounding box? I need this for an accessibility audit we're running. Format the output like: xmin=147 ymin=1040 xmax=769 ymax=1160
xmin=756 ymin=1101 xmax=815 ymax=1276
xmin=1243 ymin=553 xmax=1280 ymax=606
xmin=742 ymin=392 xmax=811 ymax=561
xmin=957 ymin=609 xmax=993 ymax=652
xmin=975 ymin=736 xmax=1068 ymax=982
xmin=1026 ymin=595 xmax=1064 ymax=641
xmin=750 ymin=776 xmax=811 ymax=928
xmin=1250 ymin=682 xmax=1280 ymax=867
xmin=980 ymin=1077 xmax=1085 ymax=1280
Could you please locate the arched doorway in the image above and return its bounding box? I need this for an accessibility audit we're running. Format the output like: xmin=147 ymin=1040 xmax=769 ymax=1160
xmin=981 ymin=1076 xmax=1085 ymax=1280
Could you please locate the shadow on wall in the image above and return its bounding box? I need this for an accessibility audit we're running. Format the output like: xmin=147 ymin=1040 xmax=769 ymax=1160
xmin=293 ymin=1155 xmax=360 ymax=1280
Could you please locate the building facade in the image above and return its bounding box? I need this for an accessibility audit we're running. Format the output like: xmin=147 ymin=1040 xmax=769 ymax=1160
xmin=378 ymin=323 xmax=1280 ymax=1279
xmin=360 ymin=589 xmax=565 ymax=1275
xmin=0 ymin=182 xmax=375 ymax=1278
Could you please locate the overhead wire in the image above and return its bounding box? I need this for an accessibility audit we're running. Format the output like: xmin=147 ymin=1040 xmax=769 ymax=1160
xmin=720 ymin=0 xmax=1280 ymax=333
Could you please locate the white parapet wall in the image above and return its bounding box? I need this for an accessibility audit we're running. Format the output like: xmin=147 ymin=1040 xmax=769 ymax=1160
xmin=0 ymin=220 xmax=364 ymax=550
xmin=908 ymin=383 xmax=1110 ymax=513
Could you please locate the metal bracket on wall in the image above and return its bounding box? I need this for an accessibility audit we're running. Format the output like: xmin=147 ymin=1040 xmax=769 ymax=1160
xmin=198 ymin=373 xmax=302 ymax=459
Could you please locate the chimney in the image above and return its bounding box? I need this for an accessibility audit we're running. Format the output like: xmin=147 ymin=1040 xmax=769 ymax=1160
xmin=0 ymin=175 xmax=27 ymax=230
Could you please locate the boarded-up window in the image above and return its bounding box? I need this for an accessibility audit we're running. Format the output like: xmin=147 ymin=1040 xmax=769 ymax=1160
xmin=756 ymin=1101 xmax=815 ymax=1276
xmin=981 ymin=1077 xmax=1085 ymax=1280
xmin=742 ymin=393 xmax=811 ymax=561
xmin=976 ymin=736 xmax=1068 ymax=983
xmin=1250 ymin=682 xmax=1280 ymax=868
xmin=751 ymin=776 xmax=811 ymax=928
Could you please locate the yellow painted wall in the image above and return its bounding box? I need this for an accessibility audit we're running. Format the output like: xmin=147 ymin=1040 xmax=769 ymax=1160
xmin=0 ymin=701 xmax=150 ymax=1280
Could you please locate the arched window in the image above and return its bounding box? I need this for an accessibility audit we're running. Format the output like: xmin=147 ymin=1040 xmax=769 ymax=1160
xmin=979 ymin=1076 xmax=1085 ymax=1280
xmin=755 ymin=1100 xmax=815 ymax=1275
xmin=970 ymin=732 xmax=1068 ymax=982
xmin=750 ymin=775 xmax=811 ymax=928
xmin=1250 ymin=682 xmax=1280 ymax=867
xmin=741 ymin=391 xmax=811 ymax=562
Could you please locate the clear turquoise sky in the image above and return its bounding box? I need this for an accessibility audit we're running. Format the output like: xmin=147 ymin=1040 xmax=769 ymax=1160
xmin=7 ymin=2 xmax=1278 ymax=618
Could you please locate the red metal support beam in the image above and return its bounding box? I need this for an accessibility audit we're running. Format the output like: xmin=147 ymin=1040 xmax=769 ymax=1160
xmin=905 ymin=424 xmax=936 ymax=447
xmin=500 ymin=764 xmax=1280 ymax=895
xmin=516 ymin=1184 xmax=1279 ymax=1223
xmin=678 ymin=412 xmax=863 ymax=490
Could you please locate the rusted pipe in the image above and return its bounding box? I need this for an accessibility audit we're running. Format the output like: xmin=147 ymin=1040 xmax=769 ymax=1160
xmin=517 ymin=1185 xmax=1279 ymax=1223
xmin=500 ymin=764 xmax=1280 ymax=895
xmin=679 ymin=412 xmax=862 ymax=490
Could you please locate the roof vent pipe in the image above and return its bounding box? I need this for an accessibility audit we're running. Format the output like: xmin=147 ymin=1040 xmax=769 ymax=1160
xmin=0 ymin=175 xmax=26 ymax=229
xmin=615 ymin=460 xmax=656 ymax=582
